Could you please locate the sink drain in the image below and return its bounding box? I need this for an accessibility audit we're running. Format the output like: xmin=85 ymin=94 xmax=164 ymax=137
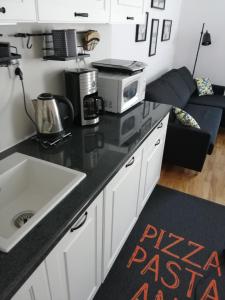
xmin=13 ymin=211 xmax=34 ymax=228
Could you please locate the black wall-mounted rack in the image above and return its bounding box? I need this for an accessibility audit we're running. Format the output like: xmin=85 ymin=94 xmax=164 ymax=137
xmin=11 ymin=30 xmax=90 ymax=61
xmin=0 ymin=53 xmax=21 ymax=66
xmin=0 ymin=42 xmax=21 ymax=67
xmin=43 ymin=53 xmax=90 ymax=61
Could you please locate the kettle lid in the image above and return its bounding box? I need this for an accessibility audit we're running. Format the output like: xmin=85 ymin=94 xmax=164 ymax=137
xmin=38 ymin=93 xmax=54 ymax=101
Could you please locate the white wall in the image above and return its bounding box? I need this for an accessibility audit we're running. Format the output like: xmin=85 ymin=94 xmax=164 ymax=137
xmin=174 ymin=0 xmax=225 ymax=85
xmin=0 ymin=0 xmax=182 ymax=152
xmin=111 ymin=0 xmax=183 ymax=82
xmin=0 ymin=23 xmax=112 ymax=152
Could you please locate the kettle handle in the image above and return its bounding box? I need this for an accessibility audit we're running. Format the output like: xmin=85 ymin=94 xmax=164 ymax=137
xmin=54 ymin=95 xmax=75 ymax=122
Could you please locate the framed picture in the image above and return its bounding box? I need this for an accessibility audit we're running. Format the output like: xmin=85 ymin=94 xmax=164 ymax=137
xmin=135 ymin=12 xmax=149 ymax=42
xmin=161 ymin=19 xmax=172 ymax=41
xmin=151 ymin=0 xmax=166 ymax=10
xmin=149 ymin=19 xmax=159 ymax=57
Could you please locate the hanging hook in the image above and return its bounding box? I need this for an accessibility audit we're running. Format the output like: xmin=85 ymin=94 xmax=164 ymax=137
xmin=26 ymin=35 xmax=32 ymax=49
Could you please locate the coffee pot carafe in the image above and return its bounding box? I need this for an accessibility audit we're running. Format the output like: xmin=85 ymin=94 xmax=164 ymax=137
xmin=32 ymin=93 xmax=74 ymax=138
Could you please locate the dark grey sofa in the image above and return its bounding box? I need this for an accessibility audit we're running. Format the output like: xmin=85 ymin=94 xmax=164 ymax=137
xmin=145 ymin=66 xmax=224 ymax=172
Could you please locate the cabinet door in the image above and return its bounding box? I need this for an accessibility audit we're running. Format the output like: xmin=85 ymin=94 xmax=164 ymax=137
xmin=110 ymin=0 xmax=146 ymax=23
xmin=11 ymin=263 xmax=51 ymax=300
xmin=37 ymin=0 xmax=109 ymax=23
xmin=45 ymin=193 xmax=103 ymax=300
xmin=37 ymin=0 xmax=75 ymax=22
xmin=0 ymin=0 xmax=36 ymax=23
xmin=103 ymin=148 xmax=142 ymax=279
xmin=137 ymin=115 xmax=169 ymax=215
xmin=73 ymin=0 xmax=110 ymax=23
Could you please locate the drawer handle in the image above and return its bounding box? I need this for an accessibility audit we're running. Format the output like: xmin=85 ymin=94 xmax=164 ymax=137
xmin=74 ymin=12 xmax=89 ymax=18
xmin=126 ymin=156 xmax=135 ymax=168
xmin=0 ymin=7 xmax=6 ymax=14
xmin=71 ymin=212 xmax=88 ymax=232
xmin=127 ymin=16 xmax=134 ymax=20
xmin=155 ymin=139 xmax=161 ymax=146
xmin=157 ymin=122 xmax=163 ymax=129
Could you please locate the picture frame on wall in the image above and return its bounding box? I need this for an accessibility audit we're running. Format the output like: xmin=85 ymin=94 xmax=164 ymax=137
xmin=135 ymin=12 xmax=149 ymax=42
xmin=149 ymin=19 xmax=159 ymax=57
xmin=151 ymin=0 xmax=166 ymax=10
xmin=161 ymin=19 xmax=172 ymax=41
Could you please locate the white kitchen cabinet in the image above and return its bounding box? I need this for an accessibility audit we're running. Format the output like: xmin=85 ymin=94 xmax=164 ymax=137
xmin=37 ymin=0 xmax=110 ymax=23
xmin=102 ymin=147 xmax=142 ymax=279
xmin=11 ymin=263 xmax=51 ymax=300
xmin=137 ymin=114 xmax=169 ymax=215
xmin=110 ymin=0 xmax=146 ymax=24
xmin=45 ymin=192 xmax=103 ymax=300
xmin=0 ymin=0 xmax=36 ymax=23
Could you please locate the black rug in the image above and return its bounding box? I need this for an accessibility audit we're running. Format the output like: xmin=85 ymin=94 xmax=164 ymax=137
xmin=94 ymin=185 xmax=225 ymax=300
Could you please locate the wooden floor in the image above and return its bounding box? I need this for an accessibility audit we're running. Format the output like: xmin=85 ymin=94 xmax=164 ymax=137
xmin=160 ymin=128 xmax=225 ymax=205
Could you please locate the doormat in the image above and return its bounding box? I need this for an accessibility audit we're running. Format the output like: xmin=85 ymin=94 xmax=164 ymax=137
xmin=94 ymin=185 xmax=225 ymax=300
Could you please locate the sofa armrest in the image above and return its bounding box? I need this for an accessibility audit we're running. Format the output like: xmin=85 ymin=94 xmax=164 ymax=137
xmin=212 ymin=84 xmax=225 ymax=95
xmin=164 ymin=123 xmax=211 ymax=172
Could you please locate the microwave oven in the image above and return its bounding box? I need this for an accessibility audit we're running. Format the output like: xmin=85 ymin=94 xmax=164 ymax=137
xmin=97 ymin=71 xmax=146 ymax=114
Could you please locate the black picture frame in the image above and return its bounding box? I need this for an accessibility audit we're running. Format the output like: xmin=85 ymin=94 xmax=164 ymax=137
xmin=161 ymin=19 xmax=172 ymax=41
xmin=149 ymin=19 xmax=159 ymax=57
xmin=151 ymin=0 xmax=166 ymax=10
xmin=135 ymin=12 xmax=149 ymax=42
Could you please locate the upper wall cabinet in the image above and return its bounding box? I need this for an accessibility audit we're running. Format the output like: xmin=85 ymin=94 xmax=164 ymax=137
xmin=0 ymin=0 xmax=36 ymax=23
xmin=110 ymin=0 xmax=146 ymax=24
xmin=37 ymin=0 xmax=110 ymax=23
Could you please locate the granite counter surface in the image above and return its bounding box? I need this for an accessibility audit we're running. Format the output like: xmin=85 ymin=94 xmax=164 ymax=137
xmin=0 ymin=101 xmax=171 ymax=300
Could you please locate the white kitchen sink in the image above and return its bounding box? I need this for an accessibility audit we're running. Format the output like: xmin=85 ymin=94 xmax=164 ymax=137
xmin=0 ymin=152 xmax=86 ymax=253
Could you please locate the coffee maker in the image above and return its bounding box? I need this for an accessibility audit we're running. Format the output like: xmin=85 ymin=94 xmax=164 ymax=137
xmin=65 ymin=68 xmax=104 ymax=126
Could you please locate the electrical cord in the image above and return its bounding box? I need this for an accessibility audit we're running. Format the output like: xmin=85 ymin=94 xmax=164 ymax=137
xmin=15 ymin=67 xmax=37 ymax=129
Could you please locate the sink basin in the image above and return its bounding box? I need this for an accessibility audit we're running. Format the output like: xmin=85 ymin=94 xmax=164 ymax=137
xmin=0 ymin=153 xmax=86 ymax=253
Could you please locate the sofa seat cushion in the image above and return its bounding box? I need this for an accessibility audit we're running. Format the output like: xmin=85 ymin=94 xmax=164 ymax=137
xmin=145 ymin=79 xmax=182 ymax=107
xmin=183 ymin=104 xmax=222 ymax=148
xmin=177 ymin=67 xmax=197 ymax=95
xmin=189 ymin=95 xmax=225 ymax=110
xmin=161 ymin=70 xmax=191 ymax=108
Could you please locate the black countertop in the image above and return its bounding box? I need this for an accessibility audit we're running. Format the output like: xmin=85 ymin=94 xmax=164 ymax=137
xmin=0 ymin=101 xmax=171 ymax=300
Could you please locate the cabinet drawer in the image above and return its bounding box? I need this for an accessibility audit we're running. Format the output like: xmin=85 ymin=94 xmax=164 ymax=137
xmin=144 ymin=113 xmax=169 ymax=151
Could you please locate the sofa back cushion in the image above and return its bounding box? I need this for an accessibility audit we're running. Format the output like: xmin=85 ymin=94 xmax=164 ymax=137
xmin=161 ymin=70 xmax=192 ymax=108
xmin=177 ymin=67 xmax=196 ymax=95
xmin=145 ymin=78 xmax=183 ymax=107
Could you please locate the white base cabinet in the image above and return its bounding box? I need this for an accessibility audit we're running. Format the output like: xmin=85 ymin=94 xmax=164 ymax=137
xmin=110 ymin=0 xmax=146 ymax=24
xmin=102 ymin=147 xmax=142 ymax=279
xmin=0 ymin=0 xmax=36 ymax=23
xmin=37 ymin=0 xmax=110 ymax=23
xmin=11 ymin=263 xmax=51 ymax=300
xmin=102 ymin=113 xmax=169 ymax=279
xmin=45 ymin=192 xmax=103 ymax=300
xmin=10 ymin=114 xmax=169 ymax=300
